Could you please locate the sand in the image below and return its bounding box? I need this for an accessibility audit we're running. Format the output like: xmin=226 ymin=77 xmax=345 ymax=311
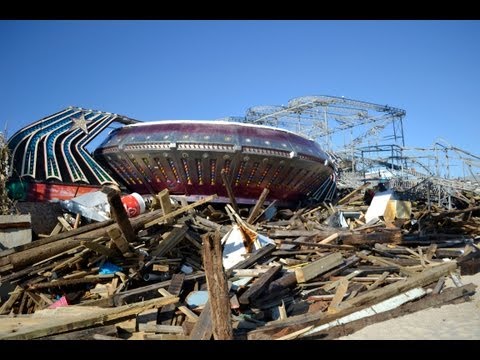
xmin=338 ymin=272 xmax=480 ymax=340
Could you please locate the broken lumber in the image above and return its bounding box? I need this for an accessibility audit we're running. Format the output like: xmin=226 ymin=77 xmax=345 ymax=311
xmin=0 ymin=295 xmax=179 ymax=340
xmin=239 ymin=265 xmax=282 ymax=305
xmin=246 ymin=188 xmax=270 ymax=224
xmin=202 ymin=231 xmax=233 ymax=340
xmin=221 ymin=169 xmax=239 ymax=214
xmin=144 ymin=194 xmax=217 ymax=228
xmin=102 ymin=186 xmax=136 ymax=243
xmin=295 ymin=252 xmax=343 ymax=283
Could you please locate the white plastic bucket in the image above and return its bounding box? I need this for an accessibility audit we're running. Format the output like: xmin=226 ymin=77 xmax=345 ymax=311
xmin=120 ymin=192 xmax=146 ymax=218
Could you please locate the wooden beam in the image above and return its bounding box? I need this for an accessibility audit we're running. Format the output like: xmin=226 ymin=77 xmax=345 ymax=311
xmin=189 ymin=301 xmax=212 ymax=340
xmin=57 ymin=216 xmax=72 ymax=232
xmin=113 ymin=272 xmax=205 ymax=306
xmin=40 ymin=324 xmax=118 ymax=340
xmin=221 ymin=169 xmax=239 ymax=214
xmin=246 ymin=188 xmax=270 ymax=224
xmin=366 ymin=271 xmax=390 ymax=291
xmin=338 ymin=261 xmax=457 ymax=311
xmin=107 ymin=226 xmax=131 ymax=255
xmin=102 ymin=186 xmax=136 ymax=243
xmin=303 ymin=283 xmax=476 ymax=340
xmin=356 ymin=252 xmax=416 ymax=277
xmin=327 ymin=278 xmax=349 ymax=314
xmin=28 ymin=275 xmax=113 ymax=290
xmin=73 ymin=213 xmax=81 ymax=229
xmin=268 ymin=229 xmax=321 ymax=238
xmin=157 ymin=189 xmax=173 ymax=224
xmin=239 ymin=265 xmax=282 ymax=305
xmin=150 ymin=225 xmax=188 ymax=258
xmin=0 ymin=296 xmax=179 ymax=340
xmin=158 ymin=274 xmax=185 ymax=325
xmin=0 ymin=219 xmax=114 ymax=258
xmin=178 ymin=306 xmax=199 ymax=322
xmin=0 ymin=286 xmax=23 ymax=315
xmin=318 ymin=233 xmax=339 ymax=244
xmin=49 ymin=222 xmax=63 ymax=236
xmin=0 ymin=221 xmax=31 ymax=230
xmin=247 ymin=261 xmax=457 ymax=339
xmin=202 ymin=231 xmax=233 ymax=340
xmin=295 ymin=252 xmax=343 ymax=283
xmin=144 ymin=194 xmax=217 ymax=228
xmin=81 ymin=240 xmax=119 ymax=258
xmin=225 ymin=243 xmax=276 ymax=277
xmin=337 ymin=182 xmax=370 ymax=206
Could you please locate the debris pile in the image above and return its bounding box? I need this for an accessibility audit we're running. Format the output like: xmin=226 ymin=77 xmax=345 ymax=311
xmin=0 ymin=182 xmax=479 ymax=340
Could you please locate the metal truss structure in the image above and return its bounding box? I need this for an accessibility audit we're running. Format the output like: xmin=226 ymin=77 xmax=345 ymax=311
xmin=229 ymin=95 xmax=479 ymax=207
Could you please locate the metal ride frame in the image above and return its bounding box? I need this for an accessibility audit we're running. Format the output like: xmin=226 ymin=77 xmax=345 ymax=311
xmin=231 ymin=95 xmax=479 ymax=208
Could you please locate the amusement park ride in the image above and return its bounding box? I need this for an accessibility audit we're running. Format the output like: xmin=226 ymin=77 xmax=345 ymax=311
xmin=6 ymin=95 xmax=479 ymax=207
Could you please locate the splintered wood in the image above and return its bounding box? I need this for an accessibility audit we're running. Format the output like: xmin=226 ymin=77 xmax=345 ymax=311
xmin=0 ymin=183 xmax=478 ymax=340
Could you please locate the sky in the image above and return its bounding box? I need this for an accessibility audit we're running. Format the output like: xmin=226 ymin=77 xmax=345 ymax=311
xmin=1 ymin=20 xmax=479 ymax=164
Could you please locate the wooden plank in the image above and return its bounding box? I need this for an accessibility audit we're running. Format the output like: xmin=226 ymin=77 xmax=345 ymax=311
xmin=178 ymin=306 xmax=199 ymax=322
xmin=221 ymin=169 xmax=239 ymax=214
xmin=0 ymin=218 xmax=114 ymax=259
xmin=40 ymin=324 xmax=118 ymax=340
xmin=276 ymin=239 xmax=354 ymax=251
xmin=318 ymin=233 xmax=339 ymax=244
xmin=432 ymin=276 xmax=445 ymax=294
xmin=356 ymin=252 xmax=416 ymax=277
xmin=202 ymin=231 xmax=233 ymax=340
xmin=327 ymin=278 xmax=349 ymax=313
xmin=49 ymin=222 xmax=63 ymax=236
xmin=449 ymin=271 xmax=464 ymax=287
xmin=268 ymin=273 xmax=297 ymax=294
xmin=28 ymin=275 xmax=113 ymax=290
xmin=144 ymin=194 xmax=217 ymax=228
xmin=189 ymin=301 xmax=212 ymax=340
xmin=247 ymin=261 xmax=457 ymax=339
xmin=141 ymin=324 xmax=184 ymax=334
xmin=150 ymin=225 xmax=188 ymax=258
xmin=157 ymin=189 xmax=173 ymax=224
xmin=107 ymin=226 xmax=131 ymax=255
xmin=113 ymin=272 xmax=205 ymax=306
xmin=303 ymin=284 xmax=476 ymax=340
xmin=57 ymin=216 xmax=72 ymax=231
xmin=231 ymin=268 xmax=269 ymax=277
xmin=239 ymin=265 xmax=282 ymax=305
xmin=158 ymin=273 xmax=185 ymax=325
xmin=73 ymin=213 xmax=81 ymax=229
xmin=337 ymin=261 xmax=457 ymax=311
xmin=275 ymin=325 xmax=314 ymax=340
xmin=0 ymin=221 xmax=31 ymax=230
xmin=322 ymin=270 xmax=362 ymax=292
xmin=303 ymin=287 xmax=427 ymax=338
xmin=246 ymin=188 xmax=270 ymax=224
xmin=92 ymin=334 xmax=123 ymax=340
xmin=0 ymin=285 xmax=23 ymax=315
xmin=225 ymin=243 xmax=276 ymax=277
xmin=321 ymin=255 xmax=361 ymax=279
xmin=366 ymin=271 xmax=390 ymax=291
xmin=295 ymin=252 xmax=343 ymax=283
xmin=0 ymin=296 xmax=179 ymax=340
xmin=81 ymin=240 xmax=118 ymax=258
xmin=137 ymin=308 xmax=160 ymax=332
xmin=337 ymin=182 xmax=370 ymax=206
xmin=102 ymin=186 xmax=137 ymax=243
xmin=268 ymin=229 xmax=321 ymax=238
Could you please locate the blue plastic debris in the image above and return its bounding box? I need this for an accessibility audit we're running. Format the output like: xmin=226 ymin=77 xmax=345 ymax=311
xmin=99 ymin=261 xmax=122 ymax=275
xmin=185 ymin=291 xmax=209 ymax=308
